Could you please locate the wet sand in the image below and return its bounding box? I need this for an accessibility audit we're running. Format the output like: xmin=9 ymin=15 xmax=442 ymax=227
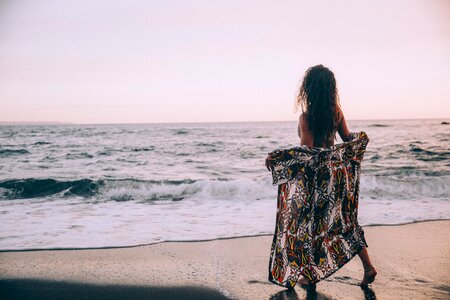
xmin=0 ymin=220 xmax=449 ymax=299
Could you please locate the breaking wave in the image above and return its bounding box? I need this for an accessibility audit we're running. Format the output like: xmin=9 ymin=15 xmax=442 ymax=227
xmin=1 ymin=174 xmax=448 ymax=203
xmin=0 ymin=177 xmax=275 ymax=202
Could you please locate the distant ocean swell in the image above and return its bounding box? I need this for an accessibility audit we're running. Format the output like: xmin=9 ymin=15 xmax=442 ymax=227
xmin=1 ymin=142 xmax=449 ymax=160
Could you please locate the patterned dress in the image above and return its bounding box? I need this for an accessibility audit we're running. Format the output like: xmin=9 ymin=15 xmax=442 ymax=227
xmin=267 ymin=131 xmax=369 ymax=287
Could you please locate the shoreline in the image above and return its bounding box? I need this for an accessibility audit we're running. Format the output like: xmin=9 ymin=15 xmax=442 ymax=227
xmin=1 ymin=220 xmax=449 ymax=299
xmin=1 ymin=218 xmax=449 ymax=253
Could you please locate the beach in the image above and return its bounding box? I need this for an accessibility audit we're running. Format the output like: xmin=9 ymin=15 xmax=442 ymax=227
xmin=1 ymin=1 xmax=449 ymax=299
xmin=1 ymin=220 xmax=448 ymax=300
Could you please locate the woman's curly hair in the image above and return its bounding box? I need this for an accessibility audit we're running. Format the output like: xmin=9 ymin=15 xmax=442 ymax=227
xmin=296 ymin=65 xmax=341 ymax=146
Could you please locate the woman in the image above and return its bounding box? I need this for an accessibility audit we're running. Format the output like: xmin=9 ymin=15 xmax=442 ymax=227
xmin=266 ymin=65 xmax=377 ymax=287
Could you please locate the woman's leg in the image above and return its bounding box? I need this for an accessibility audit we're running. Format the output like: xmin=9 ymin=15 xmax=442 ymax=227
xmin=358 ymin=247 xmax=377 ymax=285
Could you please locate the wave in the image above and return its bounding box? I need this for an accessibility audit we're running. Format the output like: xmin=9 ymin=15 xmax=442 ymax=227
xmin=65 ymin=152 xmax=94 ymax=159
xmin=99 ymin=178 xmax=275 ymax=202
xmin=360 ymin=175 xmax=449 ymax=199
xmin=0 ymin=177 xmax=275 ymax=202
xmin=0 ymin=149 xmax=30 ymax=157
xmin=368 ymin=124 xmax=390 ymax=127
xmin=409 ymin=146 xmax=450 ymax=162
xmin=131 ymin=147 xmax=154 ymax=152
xmin=33 ymin=141 xmax=51 ymax=145
xmin=0 ymin=178 xmax=99 ymax=199
xmin=173 ymin=129 xmax=189 ymax=135
xmin=1 ymin=174 xmax=448 ymax=203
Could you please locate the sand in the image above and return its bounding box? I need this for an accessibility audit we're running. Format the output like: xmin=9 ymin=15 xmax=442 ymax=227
xmin=0 ymin=220 xmax=449 ymax=300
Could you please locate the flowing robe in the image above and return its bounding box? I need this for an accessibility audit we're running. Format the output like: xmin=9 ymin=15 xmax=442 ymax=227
xmin=267 ymin=132 xmax=369 ymax=287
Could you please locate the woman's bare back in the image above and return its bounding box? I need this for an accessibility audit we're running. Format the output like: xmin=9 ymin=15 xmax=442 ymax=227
xmin=298 ymin=108 xmax=351 ymax=147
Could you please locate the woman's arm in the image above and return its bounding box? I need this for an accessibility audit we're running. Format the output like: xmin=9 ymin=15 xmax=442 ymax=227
xmin=337 ymin=109 xmax=351 ymax=142
xmin=299 ymin=113 xmax=314 ymax=147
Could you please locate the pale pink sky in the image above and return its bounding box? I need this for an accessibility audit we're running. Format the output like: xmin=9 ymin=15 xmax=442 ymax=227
xmin=0 ymin=0 xmax=449 ymax=123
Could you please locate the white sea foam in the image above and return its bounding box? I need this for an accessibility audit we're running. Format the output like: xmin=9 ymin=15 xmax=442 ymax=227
xmin=99 ymin=177 xmax=275 ymax=202
xmin=0 ymin=176 xmax=448 ymax=250
xmin=360 ymin=175 xmax=449 ymax=199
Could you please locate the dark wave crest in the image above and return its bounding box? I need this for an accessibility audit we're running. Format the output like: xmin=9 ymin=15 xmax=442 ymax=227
xmin=409 ymin=146 xmax=450 ymax=162
xmin=0 ymin=177 xmax=272 ymax=202
xmin=33 ymin=141 xmax=51 ymax=145
xmin=0 ymin=149 xmax=30 ymax=157
xmin=0 ymin=178 xmax=201 ymax=200
xmin=0 ymin=178 xmax=100 ymax=199
xmin=368 ymin=124 xmax=390 ymax=127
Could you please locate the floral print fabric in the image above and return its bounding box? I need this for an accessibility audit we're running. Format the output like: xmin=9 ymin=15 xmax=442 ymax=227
xmin=267 ymin=132 xmax=369 ymax=287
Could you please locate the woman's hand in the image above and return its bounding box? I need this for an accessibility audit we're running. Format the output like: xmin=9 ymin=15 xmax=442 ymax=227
xmin=265 ymin=155 xmax=274 ymax=171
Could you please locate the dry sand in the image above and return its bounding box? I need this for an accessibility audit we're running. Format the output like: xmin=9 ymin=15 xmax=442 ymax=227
xmin=0 ymin=220 xmax=449 ymax=300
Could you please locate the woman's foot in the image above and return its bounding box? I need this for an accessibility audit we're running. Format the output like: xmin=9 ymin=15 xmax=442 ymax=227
xmin=298 ymin=277 xmax=309 ymax=286
xmin=361 ymin=267 xmax=377 ymax=286
xmin=298 ymin=277 xmax=315 ymax=288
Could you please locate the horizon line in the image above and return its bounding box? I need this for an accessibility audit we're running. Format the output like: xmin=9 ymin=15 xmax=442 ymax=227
xmin=0 ymin=117 xmax=449 ymax=126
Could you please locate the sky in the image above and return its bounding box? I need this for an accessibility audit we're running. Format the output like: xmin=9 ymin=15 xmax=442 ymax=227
xmin=0 ymin=0 xmax=449 ymax=124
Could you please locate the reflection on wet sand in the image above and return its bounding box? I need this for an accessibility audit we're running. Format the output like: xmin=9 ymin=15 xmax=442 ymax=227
xmin=269 ymin=283 xmax=377 ymax=300
xmin=269 ymin=285 xmax=332 ymax=300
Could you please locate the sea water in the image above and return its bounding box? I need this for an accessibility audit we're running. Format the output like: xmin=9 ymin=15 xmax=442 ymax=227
xmin=0 ymin=120 xmax=449 ymax=250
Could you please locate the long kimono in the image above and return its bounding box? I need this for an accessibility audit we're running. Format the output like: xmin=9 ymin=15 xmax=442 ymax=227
xmin=267 ymin=131 xmax=369 ymax=288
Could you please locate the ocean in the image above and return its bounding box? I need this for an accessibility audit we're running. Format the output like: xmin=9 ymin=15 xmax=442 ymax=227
xmin=0 ymin=119 xmax=449 ymax=250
